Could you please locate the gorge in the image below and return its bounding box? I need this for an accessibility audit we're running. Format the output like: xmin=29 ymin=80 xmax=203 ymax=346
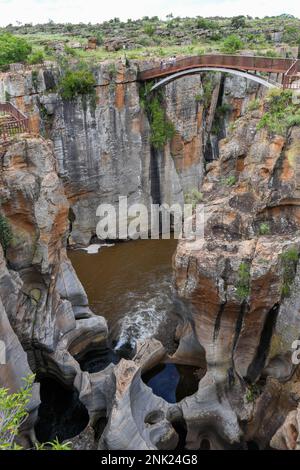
xmin=1 ymin=53 xmax=300 ymax=451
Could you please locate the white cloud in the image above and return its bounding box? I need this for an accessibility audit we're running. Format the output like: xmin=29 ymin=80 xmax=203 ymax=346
xmin=0 ymin=0 xmax=299 ymax=26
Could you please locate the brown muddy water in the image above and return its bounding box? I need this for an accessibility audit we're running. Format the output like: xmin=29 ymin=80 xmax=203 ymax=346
xmin=68 ymin=238 xmax=188 ymax=352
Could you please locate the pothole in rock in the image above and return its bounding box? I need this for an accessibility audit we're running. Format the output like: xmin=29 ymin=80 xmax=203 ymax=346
xmin=142 ymin=363 xmax=205 ymax=404
xmin=35 ymin=377 xmax=89 ymax=443
xmin=76 ymin=347 xmax=121 ymax=373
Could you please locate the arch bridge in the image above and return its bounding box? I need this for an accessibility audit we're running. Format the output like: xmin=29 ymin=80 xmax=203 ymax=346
xmin=138 ymin=54 xmax=300 ymax=91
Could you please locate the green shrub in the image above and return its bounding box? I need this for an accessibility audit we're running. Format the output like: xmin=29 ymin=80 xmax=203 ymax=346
xmin=247 ymin=99 xmax=260 ymax=111
xmin=64 ymin=45 xmax=78 ymax=57
xmin=196 ymin=18 xmax=218 ymax=30
xmin=221 ymin=34 xmax=243 ymax=53
xmin=231 ymin=16 xmax=246 ymax=29
xmin=58 ymin=68 xmax=96 ymax=100
xmin=245 ymin=383 xmax=260 ymax=403
xmin=259 ymin=222 xmax=271 ymax=235
xmin=143 ymin=23 xmax=156 ymax=37
xmin=27 ymin=50 xmax=44 ymax=64
xmin=184 ymin=189 xmax=203 ymax=209
xmin=236 ymin=262 xmax=251 ymax=300
xmin=257 ymin=89 xmax=300 ymax=135
xmin=280 ymin=247 xmax=299 ymax=297
xmin=0 ymin=375 xmax=34 ymax=450
xmin=141 ymin=88 xmax=175 ymax=150
xmin=36 ymin=437 xmax=72 ymax=450
xmin=0 ymin=375 xmax=71 ymax=450
xmin=95 ymin=32 xmax=104 ymax=46
xmin=202 ymin=79 xmax=214 ymax=108
xmin=0 ymin=33 xmax=32 ymax=69
xmin=224 ymin=175 xmax=237 ymax=186
xmin=0 ymin=214 xmax=13 ymax=255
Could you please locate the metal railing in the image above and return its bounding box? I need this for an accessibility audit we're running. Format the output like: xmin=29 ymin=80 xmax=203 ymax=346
xmin=138 ymin=54 xmax=300 ymax=89
xmin=0 ymin=102 xmax=30 ymax=143
xmin=283 ymin=60 xmax=300 ymax=89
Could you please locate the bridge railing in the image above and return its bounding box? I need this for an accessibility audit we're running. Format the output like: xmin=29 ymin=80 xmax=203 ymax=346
xmin=0 ymin=102 xmax=30 ymax=143
xmin=139 ymin=54 xmax=300 ymax=82
xmin=283 ymin=60 xmax=300 ymax=89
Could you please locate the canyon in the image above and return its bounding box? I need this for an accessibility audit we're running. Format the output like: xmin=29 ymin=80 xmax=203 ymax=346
xmin=1 ymin=58 xmax=300 ymax=450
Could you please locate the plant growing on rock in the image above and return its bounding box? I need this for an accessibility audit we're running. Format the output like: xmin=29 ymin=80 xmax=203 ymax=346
xmin=58 ymin=66 xmax=96 ymax=101
xmin=0 ymin=375 xmax=71 ymax=450
xmin=236 ymin=261 xmax=251 ymax=300
xmin=224 ymin=175 xmax=237 ymax=187
xmin=35 ymin=437 xmax=72 ymax=450
xmin=0 ymin=214 xmax=13 ymax=255
xmin=221 ymin=34 xmax=243 ymax=53
xmin=245 ymin=383 xmax=260 ymax=403
xmin=257 ymin=89 xmax=300 ymax=136
xmin=27 ymin=50 xmax=45 ymax=65
xmin=247 ymin=99 xmax=260 ymax=112
xmin=141 ymin=85 xmax=175 ymax=150
xmin=0 ymin=375 xmax=34 ymax=449
xmin=259 ymin=222 xmax=271 ymax=235
xmin=184 ymin=189 xmax=203 ymax=210
xmin=0 ymin=33 xmax=32 ymax=69
xmin=280 ymin=247 xmax=299 ymax=297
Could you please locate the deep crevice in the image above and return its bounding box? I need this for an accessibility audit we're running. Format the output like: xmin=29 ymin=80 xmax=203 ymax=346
xmin=246 ymin=303 xmax=280 ymax=383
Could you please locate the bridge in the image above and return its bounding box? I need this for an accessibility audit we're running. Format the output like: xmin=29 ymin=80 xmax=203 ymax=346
xmin=138 ymin=54 xmax=300 ymax=91
xmin=0 ymin=102 xmax=30 ymax=145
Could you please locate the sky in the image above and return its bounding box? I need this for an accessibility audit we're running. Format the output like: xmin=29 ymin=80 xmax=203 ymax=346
xmin=0 ymin=0 xmax=299 ymax=27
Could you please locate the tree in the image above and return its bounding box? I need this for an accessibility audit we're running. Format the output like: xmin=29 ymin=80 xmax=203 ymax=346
xmin=231 ymin=16 xmax=246 ymax=29
xmin=221 ymin=34 xmax=243 ymax=53
xmin=58 ymin=68 xmax=96 ymax=100
xmin=0 ymin=33 xmax=32 ymax=68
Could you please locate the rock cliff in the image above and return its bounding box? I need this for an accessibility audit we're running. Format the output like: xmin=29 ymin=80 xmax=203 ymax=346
xmin=173 ymin=107 xmax=300 ymax=448
xmin=0 ymin=61 xmax=262 ymax=244
xmin=1 ymin=60 xmax=299 ymax=450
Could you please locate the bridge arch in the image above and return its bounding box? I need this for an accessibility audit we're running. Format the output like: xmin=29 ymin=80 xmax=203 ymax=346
xmin=149 ymin=67 xmax=280 ymax=93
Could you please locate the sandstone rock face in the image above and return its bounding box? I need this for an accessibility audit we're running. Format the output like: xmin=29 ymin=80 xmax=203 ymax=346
xmin=0 ymin=62 xmax=262 ymax=245
xmin=2 ymin=64 xmax=298 ymax=451
xmin=174 ymin=111 xmax=300 ymax=449
xmin=0 ymin=137 xmax=110 ymax=445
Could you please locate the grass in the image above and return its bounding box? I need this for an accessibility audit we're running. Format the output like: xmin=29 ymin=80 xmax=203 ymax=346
xmin=259 ymin=222 xmax=271 ymax=235
xmin=280 ymin=247 xmax=299 ymax=297
xmin=0 ymin=15 xmax=298 ymax=69
xmin=257 ymin=89 xmax=300 ymax=136
xmin=236 ymin=262 xmax=251 ymax=300
xmin=0 ymin=213 xmax=13 ymax=255
xmin=184 ymin=189 xmax=203 ymax=209
xmin=223 ymin=175 xmax=237 ymax=187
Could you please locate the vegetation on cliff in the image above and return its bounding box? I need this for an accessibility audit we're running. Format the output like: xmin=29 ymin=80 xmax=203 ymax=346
xmin=0 ymin=33 xmax=31 ymax=70
xmin=280 ymin=247 xmax=299 ymax=297
xmin=0 ymin=214 xmax=13 ymax=255
xmin=258 ymin=89 xmax=300 ymax=136
xmin=58 ymin=66 xmax=96 ymax=101
xmin=0 ymin=14 xmax=299 ymax=65
xmin=0 ymin=375 xmax=71 ymax=450
xmin=0 ymin=375 xmax=34 ymax=450
xmin=140 ymin=84 xmax=175 ymax=150
xmin=236 ymin=262 xmax=251 ymax=300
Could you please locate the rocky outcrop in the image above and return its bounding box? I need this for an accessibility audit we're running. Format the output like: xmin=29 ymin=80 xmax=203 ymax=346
xmin=2 ymin=62 xmax=298 ymax=451
xmin=0 ymin=136 xmax=110 ymax=445
xmin=0 ymin=61 xmax=262 ymax=245
xmin=173 ymin=110 xmax=300 ymax=448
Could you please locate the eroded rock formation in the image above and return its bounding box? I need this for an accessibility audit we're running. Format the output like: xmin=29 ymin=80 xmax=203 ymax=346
xmin=174 ymin=109 xmax=300 ymax=449
xmin=0 ymin=61 xmax=262 ymax=244
xmin=1 ymin=61 xmax=300 ymax=451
